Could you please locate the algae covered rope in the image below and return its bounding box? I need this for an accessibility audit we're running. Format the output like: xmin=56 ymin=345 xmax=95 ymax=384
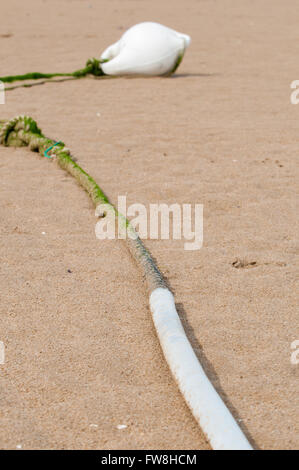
xmin=0 ymin=115 xmax=165 ymax=292
xmin=0 ymin=58 xmax=107 ymax=85
xmin=0 ymin=115 xmax=253 ymax=449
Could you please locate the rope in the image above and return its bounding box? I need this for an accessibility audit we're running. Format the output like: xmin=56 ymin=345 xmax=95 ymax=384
xmin=0 ymin=116 xmax=253 ymax=449
xmin=0 ymin=58 xmax=107 ymax=85
xmin=0 ymin=115 xmax=165 ymax=292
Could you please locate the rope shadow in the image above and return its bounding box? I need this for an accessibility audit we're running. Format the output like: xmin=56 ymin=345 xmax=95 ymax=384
xmin=175 ymin=301 xmax=259 ymax=450
xmin=4 ymin=72 xmax=216 ymax=91
xmin=4 ymin=76 xmax=81 ymax=91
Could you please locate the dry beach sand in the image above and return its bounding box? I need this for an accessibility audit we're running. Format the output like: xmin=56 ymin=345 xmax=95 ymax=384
xmin=0 ymin=0 xmax=298 ymax=450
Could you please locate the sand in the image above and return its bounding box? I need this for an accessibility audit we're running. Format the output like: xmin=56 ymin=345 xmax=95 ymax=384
xmin=0 ymin=0 xmax=298 ymax=450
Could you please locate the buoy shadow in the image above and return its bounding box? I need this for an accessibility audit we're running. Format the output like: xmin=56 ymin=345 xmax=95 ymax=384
xmin=171 ymin=72 xmax=218 ymax=78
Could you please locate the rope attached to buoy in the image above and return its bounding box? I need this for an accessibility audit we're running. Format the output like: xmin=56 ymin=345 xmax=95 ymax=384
xmin=0 ymin=58 xmax=107 ymax=86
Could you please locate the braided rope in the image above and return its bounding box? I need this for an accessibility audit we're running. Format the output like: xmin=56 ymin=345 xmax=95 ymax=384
xmin=0 ymin=115 xmax=165 ymax=292
xmin=0 ymin=116 xmax=253 ymax=449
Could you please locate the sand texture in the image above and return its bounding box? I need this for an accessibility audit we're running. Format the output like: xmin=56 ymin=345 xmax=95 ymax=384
xmin=0 ymin=0 xmax=298 ymax=450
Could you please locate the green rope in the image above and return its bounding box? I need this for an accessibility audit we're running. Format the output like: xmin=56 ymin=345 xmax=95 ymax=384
xmin=0 ymin=115 xmax=166 ymax=292
xmin=0 ymin=58 xmax=107 ymax=84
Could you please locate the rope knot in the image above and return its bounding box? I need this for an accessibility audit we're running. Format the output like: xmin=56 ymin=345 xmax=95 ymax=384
xmin=85 ymin=58 xmax=105 ymax=77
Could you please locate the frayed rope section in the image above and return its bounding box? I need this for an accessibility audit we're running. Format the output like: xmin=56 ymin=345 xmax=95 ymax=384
xmin=0 ymin=116 xmax=253 ymax=450
xmin=0 ymin=58 xmax=107 ymax=85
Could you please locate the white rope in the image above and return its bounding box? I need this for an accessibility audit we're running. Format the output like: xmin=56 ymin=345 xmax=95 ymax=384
xmin=0 ymin=115 xmax=252 ymax=449
xmin=150 ymin=288 xmax=253 ymax=450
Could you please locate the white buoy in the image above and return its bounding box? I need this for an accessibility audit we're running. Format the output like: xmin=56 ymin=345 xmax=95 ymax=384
xmin=100 ymin=22 xmax=191 ymax=76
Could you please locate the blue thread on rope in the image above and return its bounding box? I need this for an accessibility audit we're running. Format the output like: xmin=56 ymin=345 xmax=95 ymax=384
xmin=44 ymin=141 xmax=61 ymax=158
